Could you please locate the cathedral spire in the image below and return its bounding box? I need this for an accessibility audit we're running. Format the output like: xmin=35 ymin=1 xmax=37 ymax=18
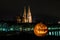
xmin=23 ymin=6 xmax=26 ymax=17
xmin=27 ymin=6 xmax=32 ymax=23
xmin=22 ymin=6 xmax=27 ymax=23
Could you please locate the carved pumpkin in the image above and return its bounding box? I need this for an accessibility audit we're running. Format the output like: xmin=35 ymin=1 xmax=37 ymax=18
xmin=34 ymin=23 xmax=48 ymax=37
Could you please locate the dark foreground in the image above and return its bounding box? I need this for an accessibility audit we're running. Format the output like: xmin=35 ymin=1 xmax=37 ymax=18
xmin=0 ymin=32 xmax=59 ymax=40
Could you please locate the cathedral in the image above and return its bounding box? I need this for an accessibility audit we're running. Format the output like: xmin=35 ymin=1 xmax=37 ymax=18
xmin=17 ymin=6 xmax=32 ymax=23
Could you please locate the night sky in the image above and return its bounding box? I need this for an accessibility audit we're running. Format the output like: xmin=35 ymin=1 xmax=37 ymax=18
xmin=0 ymin=0 xmax=60 ymax=21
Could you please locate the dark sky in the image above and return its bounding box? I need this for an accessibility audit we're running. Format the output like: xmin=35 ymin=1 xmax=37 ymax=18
xmin=0 ymin=0 xmax=60 ymax=21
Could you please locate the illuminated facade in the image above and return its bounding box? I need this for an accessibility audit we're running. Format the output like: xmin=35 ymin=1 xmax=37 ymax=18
xmin=22 ymin=6 xmax=27 ymax=23
xmin=16 ymin=16 xmax=21 ymax=23
xmin=17 ymin=6 xmax=32 ymax=23
xmin=27 ymin=6 xmax=32 ymax=23
xmin=22 ymin=6 xmax=32 ymax=23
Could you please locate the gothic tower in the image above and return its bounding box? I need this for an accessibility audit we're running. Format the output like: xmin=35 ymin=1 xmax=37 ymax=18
xmin=22 ymin=6 xmax=27 ymax=23
xmin=27 ymin=6 xmax=32 ymax=23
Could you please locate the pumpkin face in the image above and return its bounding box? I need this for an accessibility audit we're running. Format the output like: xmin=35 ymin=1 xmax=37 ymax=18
xmin=34 ymin=23 xmax=48 ymax=37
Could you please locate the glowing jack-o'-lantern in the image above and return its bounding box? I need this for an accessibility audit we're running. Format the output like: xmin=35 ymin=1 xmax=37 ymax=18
xmin=34 ymin=23 xmax=48 ymax=37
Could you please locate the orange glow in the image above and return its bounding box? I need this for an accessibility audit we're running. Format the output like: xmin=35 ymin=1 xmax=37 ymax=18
xmin=17 ymin=16 xmax=21 ymax=23
xmin=34 ymin=23 xmax=48 ymax=37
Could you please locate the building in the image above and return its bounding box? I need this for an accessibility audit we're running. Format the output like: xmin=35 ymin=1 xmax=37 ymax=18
xmin=16 ymin=16 xmax=21 ymax=23
xmin=17 ymin=6 xmax=32 ymax=23
xmin=27 ymin=6 xmax=32 ymax=23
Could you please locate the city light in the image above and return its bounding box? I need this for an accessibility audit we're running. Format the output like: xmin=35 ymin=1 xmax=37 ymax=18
xmin=0 ymin=22 xmax=60 ymax=36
